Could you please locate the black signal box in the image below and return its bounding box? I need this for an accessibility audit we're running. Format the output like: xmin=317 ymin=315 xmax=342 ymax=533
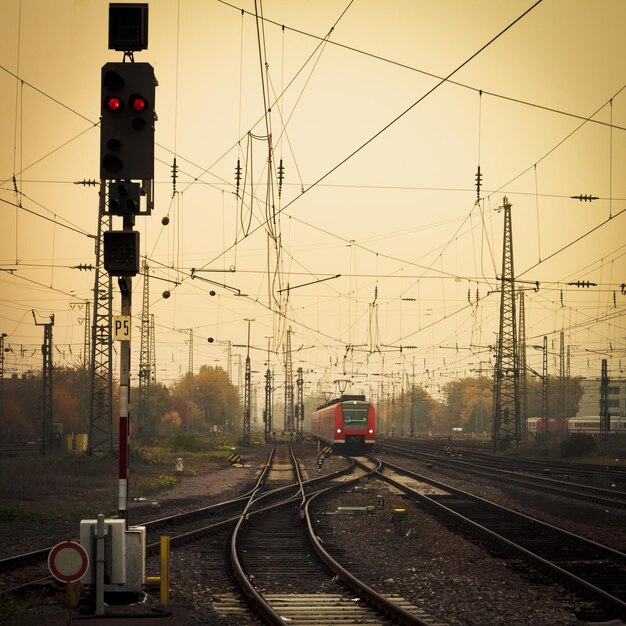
xmin=103 ymin=230 xmax=140 ymax=276
xmin=100 ymin=62 xmax=155 ymax=180
xmin=109 ymin=3 xmax=149 ymax=51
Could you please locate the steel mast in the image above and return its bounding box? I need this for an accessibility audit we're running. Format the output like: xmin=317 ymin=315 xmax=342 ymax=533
xmin=492 ymin=197 xmax=519 ymax=450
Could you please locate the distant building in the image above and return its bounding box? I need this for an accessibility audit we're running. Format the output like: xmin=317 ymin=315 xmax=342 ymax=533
xmin=577 ymin=378 xmax=626 ymax=417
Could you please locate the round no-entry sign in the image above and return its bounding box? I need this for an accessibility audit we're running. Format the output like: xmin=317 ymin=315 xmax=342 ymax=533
xmin=48 ymin=541 xmax=89 ymax=583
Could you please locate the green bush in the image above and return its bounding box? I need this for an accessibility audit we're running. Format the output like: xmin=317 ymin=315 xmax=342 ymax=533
xmin=0 ymin=508 xmax=46 ymax=522
xmin=166 ymin=431 xmax=209 ymax=452
xmin=140 ymin=474 xmax=179 ymax=494
xmin=560 ymin=433 xmax=596 ymax=458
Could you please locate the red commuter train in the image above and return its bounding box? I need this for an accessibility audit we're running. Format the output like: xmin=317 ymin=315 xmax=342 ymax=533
xmin=310 ymin=395 xmax=376 ymax=454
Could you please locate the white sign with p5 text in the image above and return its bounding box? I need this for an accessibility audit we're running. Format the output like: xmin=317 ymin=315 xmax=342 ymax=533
xmin=113 ymin=315 xmax=131 ymax=341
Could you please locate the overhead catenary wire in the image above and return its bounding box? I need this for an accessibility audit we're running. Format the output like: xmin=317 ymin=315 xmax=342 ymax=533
xmin=2 ymin=2 xmax=624 ymax=387
xmin=190 ymin=0 xmax=546 ymax=282
xmin=217 ymin=0 xmax=626 ymax=135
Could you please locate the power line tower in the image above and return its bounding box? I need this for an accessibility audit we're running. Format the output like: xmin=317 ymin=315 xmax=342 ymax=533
xmin=242 ymin=319 xmax=253 ymax=446
xmin=216 ymin=340 xmax=233 ymax=382
xmin=541 ymin=336 xmax=548 ymax=448
xmin=33 ymin=311 xmax=54 ymax=454
xmin=138 ymin=262 xmax=151 ymax=437
xmin=284 ymin=327 xmax=295 ymax=433
xmin=237 ymin=354 xmax=243 ymax=407
xmin=149 ymin=313 xmax=157 ymax=433
xmin=600 ymin=359 xmax=609 ymax=440
xmin=517 ymin=290 xmax=527 ymax=441
xmin=186 ymin=329 xmax=193 ymax=380
xmin=181 ymin=329 xmax=193 ymax=430
xmin=72 ymin=300 xmax=91 ymax=434
xmin=264 ymin=337 xmax=273 ymax=441
xmin=559 ymin=331 xmax=566 ymax=422
xmin=0 ymin=333 xmax=7 ymax=426
xmin=295 ymin=367 xmax=304 ymax=441
xmin=492 ymin=197 xmax=519 ymax=450
xmin=88 ymin=193 xmax=113 ymax=456
xmin=150 ymin=314 xmax=156 ymax=382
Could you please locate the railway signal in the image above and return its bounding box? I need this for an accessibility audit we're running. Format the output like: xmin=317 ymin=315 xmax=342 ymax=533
xmin=103 ymin=230 xmax=140 ymax=276
xmin=108 ymin=181 xmax=140 ymax=216
xmin=317 ymin=456 xmax=324 ymax=472
xmin=100 ymin=62 xmax=155 ymax=181
xmin=108 ymin=3 xmax=149 ymax=52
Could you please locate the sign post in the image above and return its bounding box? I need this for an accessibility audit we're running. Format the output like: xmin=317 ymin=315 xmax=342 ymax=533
xmin=48 ymin=540 xmax=89 ymax=583
xmin=48 ymin=541 xmax=90 ymax=618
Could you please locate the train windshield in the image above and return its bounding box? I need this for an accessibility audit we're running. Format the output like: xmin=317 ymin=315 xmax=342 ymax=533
xmin=341 ymin=401 xmax=369 ymax=425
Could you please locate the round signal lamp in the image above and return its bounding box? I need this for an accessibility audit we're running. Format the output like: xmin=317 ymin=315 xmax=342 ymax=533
xmin=105 ymin=96 xmax=123 ymax=112
xmin=130 ymin=96 xmax=147 ymax=112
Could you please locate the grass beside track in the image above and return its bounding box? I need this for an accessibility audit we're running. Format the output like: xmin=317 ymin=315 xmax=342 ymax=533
xmin=0 ymin=440 xmax=237 ymax=522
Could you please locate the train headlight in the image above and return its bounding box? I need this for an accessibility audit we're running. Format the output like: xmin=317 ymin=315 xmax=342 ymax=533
xmin=368 ymin=429 xmax=374 ymax=434
xmin=336 ymin=428 xmax=342 ymax=434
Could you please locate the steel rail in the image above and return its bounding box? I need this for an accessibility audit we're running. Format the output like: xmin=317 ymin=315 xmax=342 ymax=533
xmin=359 ymin=456 xmax=626 ymax=619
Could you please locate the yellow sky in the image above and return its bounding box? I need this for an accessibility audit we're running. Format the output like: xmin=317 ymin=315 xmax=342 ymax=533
xmin=1 ymin=0 xmax=625 ymax=404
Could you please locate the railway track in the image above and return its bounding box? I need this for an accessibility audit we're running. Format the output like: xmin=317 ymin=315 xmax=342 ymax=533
xmin=359 ymin=456 xmax=626 ymax=623
xmin=230 ymin=446 xmax=438 ymax=625
xmin=1 ymin=445 xmax=442 ymax=624
xmin=12 ymin=442 xmax=624 ymax=623
xmin=379 ymin=439 xmax=626 ymax=509
xmin=382 ymin=436 xmax=626 ymax=485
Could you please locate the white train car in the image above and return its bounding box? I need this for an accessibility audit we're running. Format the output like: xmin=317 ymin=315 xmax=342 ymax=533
xmin=527 ymin=415 xmax=626 ymax=436
xmin=568 ymin=416 xmax=626 ymax=434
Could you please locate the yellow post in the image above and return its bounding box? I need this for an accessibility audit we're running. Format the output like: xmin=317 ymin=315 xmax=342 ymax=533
xmin=160 ymin=535 xmax=170 ymax=606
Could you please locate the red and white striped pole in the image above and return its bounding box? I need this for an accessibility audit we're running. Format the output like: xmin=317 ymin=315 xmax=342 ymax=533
xmin=118 ymin=277 xmax=131 ymax=520
xmin=118 ymin=387 xmax=129 ymax=518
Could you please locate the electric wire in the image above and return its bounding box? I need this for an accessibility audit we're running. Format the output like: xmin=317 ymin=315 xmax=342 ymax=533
xmin=0 ymin=196 xmax=93 ymax=239
xmin=191 ymin=0 xmax=545 ymax=282
xmin=217 ymin=0 xmax=626 ymax=134
xmin=2 ymin=3 xmax=624 ymax=384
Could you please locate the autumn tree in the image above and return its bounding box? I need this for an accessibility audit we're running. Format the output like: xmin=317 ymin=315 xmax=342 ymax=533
xmin=383 ymin=384 xmax=440 ymax=435
xmin=170 ymin=365 xmax=240 ymax=434
xmin=129 ymin=380 xmax=172 ymax=440
xmin=2 ymin=386 xmax=36 ymax=441
xmin=439 ymin=377 xmax=493 ymax=434
xmin=525 ymin=375 xmax=582 ymax=419
xmin=0 ymin=366 xmax=90 ymax=442
xmin=51 ymin=365 xmax=90 ymax=433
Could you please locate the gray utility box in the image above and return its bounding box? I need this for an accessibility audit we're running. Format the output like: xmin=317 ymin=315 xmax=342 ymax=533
xmin=79 ymin=519 xmax=146 ymax=593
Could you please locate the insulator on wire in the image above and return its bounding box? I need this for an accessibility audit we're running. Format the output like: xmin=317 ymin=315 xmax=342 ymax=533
xmin=235 ymin=159 xmax=242 ymax=196
xmin=171 ymin=158 xmax=178 ymax=196
xmin=277 ymin=158 xmax=285 ymax=198
xmin=475 ymin=165 xmax=482 ymax=199
xmin=570 ymin=194 xmax=599 ymax=202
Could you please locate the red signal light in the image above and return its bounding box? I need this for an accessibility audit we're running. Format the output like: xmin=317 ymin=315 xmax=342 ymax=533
xmin=130 ymin=96 xmax=147 ymax=112
xmin=105 ymin=96 xmax=123 ymax=112
xmin=100 ymin=62 xmax=155 ymax=180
